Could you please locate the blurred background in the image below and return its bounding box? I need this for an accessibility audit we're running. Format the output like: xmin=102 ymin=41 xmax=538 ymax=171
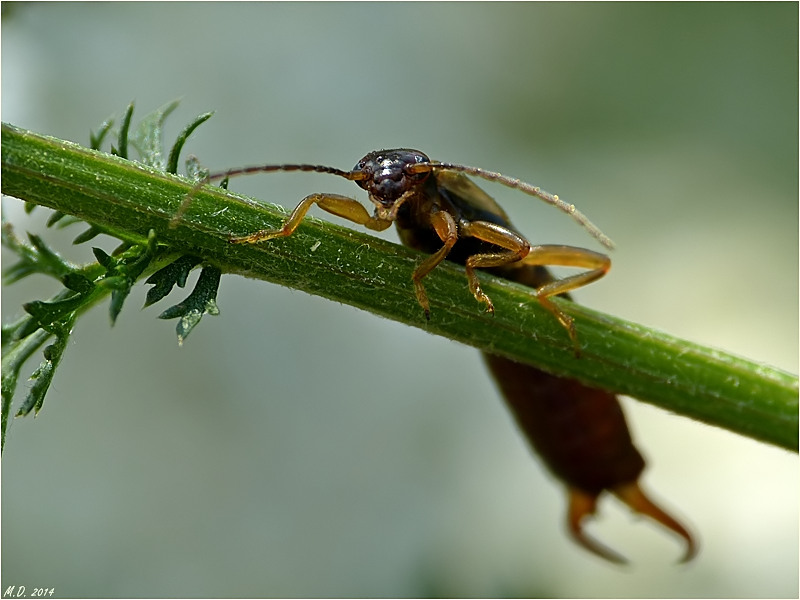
xmin=2 ymin=3 xmax=797 ymax=597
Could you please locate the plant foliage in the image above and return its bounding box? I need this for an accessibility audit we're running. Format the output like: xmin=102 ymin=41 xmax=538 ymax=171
xmin=1 ymin=101 xmax=221 ymax=451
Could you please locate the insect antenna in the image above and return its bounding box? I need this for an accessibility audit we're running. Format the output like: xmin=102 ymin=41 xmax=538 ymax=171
xmin=416 ymin=162 xmax=615 ymax=250
xmin=170 ymin=162 xmax=366 ymax=227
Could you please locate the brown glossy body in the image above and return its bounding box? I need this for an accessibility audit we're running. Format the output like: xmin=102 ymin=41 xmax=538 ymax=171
xmin=484 ymin=319 xmax=646 ymax=496
xmin=392 ymin=174 xmax=647 ymax=491
xmin=390 ymin=167 xmax=695 ymax=562
xmin=197 ymin=148 xmax=695 ymax=562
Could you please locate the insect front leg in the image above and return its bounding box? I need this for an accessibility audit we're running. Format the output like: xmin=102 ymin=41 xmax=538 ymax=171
xmin=411 ymin=209 xmax=459 ymax=319
xmin=517 ymin=245 xmax=610 ymax=348
xmin=230 ymin=193 xmax=391 ymax=244
xmin=458 ymin=220 xmax=531 ymax=314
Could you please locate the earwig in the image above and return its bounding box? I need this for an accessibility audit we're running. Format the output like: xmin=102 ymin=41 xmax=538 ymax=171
xmin=174 ymin=155 xmax=614 ymax=250
xmin=175 ymin=148 xmax=696 ymax=562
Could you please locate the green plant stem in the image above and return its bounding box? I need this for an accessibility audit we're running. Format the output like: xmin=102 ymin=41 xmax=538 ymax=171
xmin=2 ymin=122 xmax=797 ymax=451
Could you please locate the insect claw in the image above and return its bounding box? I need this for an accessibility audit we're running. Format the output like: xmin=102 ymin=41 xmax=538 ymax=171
xmin=471 ymin=286 xmax=494 ymax=314
xmin=567 ymin=488 xmax=629 ymax=564
xmin=413 ymin=282 xmax=432 ymax=320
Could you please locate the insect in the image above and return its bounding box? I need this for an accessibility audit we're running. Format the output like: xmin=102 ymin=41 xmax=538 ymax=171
xmin=177 ymin=149 xmax=696 ymax=563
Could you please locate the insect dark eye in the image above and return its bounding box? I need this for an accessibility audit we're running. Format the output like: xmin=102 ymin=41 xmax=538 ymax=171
xmin=353 ymin=157 xmax=372 ymax=190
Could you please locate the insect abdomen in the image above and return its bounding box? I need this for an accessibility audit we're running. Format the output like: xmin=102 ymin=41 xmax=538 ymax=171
xmin=482 ymin=263 xmax=696 ymax=562
xmin=483 ymin=353 xmax=644 ymax=494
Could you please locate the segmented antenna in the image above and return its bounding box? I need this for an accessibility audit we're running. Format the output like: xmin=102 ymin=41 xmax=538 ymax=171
xmin=171 ymin=156 xmax=615 ymax=252
xmin=205 ymin=163 xmax=363 ymax=182
xmin=418 ymin=162 xmax=615 ymax=250
xmin=170 ymin=163 xmax=365 ymax=227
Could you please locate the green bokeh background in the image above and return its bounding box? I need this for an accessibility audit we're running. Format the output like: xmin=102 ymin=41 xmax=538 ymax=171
xmin=2 ymin=3 xmax=797 ymax=597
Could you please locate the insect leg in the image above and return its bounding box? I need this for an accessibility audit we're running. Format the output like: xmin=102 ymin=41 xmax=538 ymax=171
xmin=411 ymin=209 xmax=459 ymax=319
xmin=458 ymin=220 xmax=531 ymax=313
xmin=516 ymin=245 xmax=610 ymax=347
xmin=230 ymin=193 xmax=391 ymax=244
